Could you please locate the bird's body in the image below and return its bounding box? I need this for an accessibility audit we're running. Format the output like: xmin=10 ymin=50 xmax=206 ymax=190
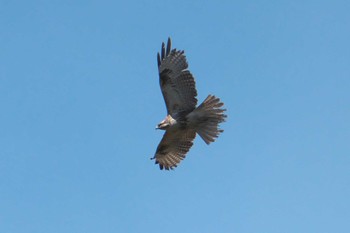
xmin=152 ymin=38 xmax=227 ymax=170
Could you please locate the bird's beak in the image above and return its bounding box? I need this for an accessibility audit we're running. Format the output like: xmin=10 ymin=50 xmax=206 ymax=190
xmin=156 ymin=121 xmax=168 ymax=130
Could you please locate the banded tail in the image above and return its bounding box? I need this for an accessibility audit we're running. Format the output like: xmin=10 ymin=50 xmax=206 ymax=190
xmin=188 ymin=95 xmax=227 ymax=144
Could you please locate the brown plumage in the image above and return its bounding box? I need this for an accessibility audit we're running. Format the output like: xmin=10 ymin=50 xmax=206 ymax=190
xmin=151 ymin=38 xmax=227 ymax=170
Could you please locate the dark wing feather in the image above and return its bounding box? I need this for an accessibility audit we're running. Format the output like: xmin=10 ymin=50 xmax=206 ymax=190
xmin=157 ymin=38 xmax=198 ymax=117
xmin=152 ymin=128 xmax=196 ymax=170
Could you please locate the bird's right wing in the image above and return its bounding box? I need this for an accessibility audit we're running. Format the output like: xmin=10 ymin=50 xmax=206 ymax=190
xmin=152 ymin=127 xmax=196 ymax=170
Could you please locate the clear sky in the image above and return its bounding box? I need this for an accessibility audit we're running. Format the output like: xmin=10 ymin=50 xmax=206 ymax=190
xmin=1 ymin=0 xmax=349 ymax=232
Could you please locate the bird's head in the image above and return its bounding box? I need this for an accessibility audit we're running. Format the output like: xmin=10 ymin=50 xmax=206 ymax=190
xmin=156 ymin=119 xmax=170 ymax=130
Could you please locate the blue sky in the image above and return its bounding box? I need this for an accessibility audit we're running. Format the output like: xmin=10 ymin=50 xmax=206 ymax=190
xmin=1 ymin=0 xmax=349 ymax=232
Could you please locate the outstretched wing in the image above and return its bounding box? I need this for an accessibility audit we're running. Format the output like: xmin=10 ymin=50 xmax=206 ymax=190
xmin=157 ymin=38 xmax=198 ymax=117
xmin=152 ymin=128 xmax=196 ymax=170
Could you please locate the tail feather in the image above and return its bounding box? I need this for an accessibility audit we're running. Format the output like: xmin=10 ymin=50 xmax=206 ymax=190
xmin=191 ymin=95 xmax=227 ymax=145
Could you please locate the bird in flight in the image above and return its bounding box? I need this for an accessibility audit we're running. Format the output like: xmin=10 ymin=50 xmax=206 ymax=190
xmin=151 ymin=38 xmax=227 ymax=170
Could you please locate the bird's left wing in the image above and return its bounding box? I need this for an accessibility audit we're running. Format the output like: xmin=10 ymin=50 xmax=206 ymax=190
xmin=152 ymin=128 xmax=196 ymax=170
xmin=157 ymin=38 xmax=198 ymax=117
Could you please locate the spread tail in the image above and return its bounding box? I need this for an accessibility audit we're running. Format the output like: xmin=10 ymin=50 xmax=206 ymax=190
xmin=190 ymin=95 xmax=227 ymax=144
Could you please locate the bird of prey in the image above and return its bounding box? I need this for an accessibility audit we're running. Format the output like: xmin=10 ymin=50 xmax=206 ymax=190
xmin=151 ymin=38 xmax=227 ymax=170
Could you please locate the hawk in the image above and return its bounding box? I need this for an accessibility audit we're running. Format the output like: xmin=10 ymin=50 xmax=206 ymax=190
xmin=151 ymin=38 xmax=227 ymax=170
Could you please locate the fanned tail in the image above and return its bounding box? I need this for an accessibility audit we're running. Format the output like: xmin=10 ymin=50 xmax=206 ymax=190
xmin=189 ymin=95 xmax=227 ymax=144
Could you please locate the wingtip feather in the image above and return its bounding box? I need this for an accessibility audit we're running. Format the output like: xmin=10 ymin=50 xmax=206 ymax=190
xmin=157 ymin=53 xmax=161 ymax=67
xmin=161 ymin=42 xmax=165 ymax=60
xmin=166 ymin=37 xmax=171 ymax=56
